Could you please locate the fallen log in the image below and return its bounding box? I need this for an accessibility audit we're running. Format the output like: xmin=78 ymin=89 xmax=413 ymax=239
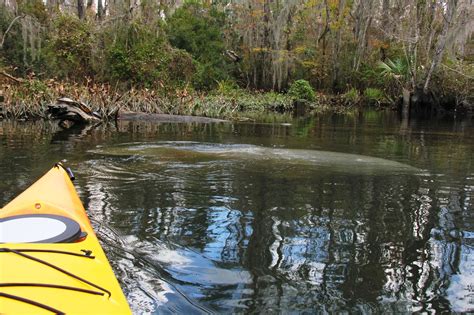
xmin=48 ymin=98 xmax=228 ymax=128
xmin=117 ymin=110 xmax=228 ymax=123
xmin=48 ymin=97 xmax=101 ymax=128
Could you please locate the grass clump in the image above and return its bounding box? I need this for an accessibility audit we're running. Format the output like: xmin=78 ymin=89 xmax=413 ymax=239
xmin=363 ymin=88 xmax=386 ymax=106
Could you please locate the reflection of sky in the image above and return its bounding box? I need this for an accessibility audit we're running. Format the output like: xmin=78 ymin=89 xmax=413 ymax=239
xmin=203 ymin=205 xmax=251 ymax=263
xmin=447 ymin=241 xmax=474 ymax=312
xmin=271 ymin=215 xmax=331 ymax=285
xmin=78 ymin=141 xmax=474 ymax=313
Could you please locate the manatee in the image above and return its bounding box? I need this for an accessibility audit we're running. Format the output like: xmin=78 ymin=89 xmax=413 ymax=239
xmin=91 ymin=141 xmax=420 ymax=174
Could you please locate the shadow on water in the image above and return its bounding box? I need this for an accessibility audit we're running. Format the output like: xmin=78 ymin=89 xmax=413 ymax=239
xmin=91 ymin=220 xmax=222 ymax=314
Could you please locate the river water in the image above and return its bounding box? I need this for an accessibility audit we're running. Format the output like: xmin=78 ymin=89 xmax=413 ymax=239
xmin=0 ymin=111 xmax=473 ymax=313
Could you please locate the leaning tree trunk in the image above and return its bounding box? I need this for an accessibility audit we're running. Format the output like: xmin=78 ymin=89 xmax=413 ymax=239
xmin=423 ymin=0 xmax=458 ymax=93
xmin=331 ymin=0 xmax=346 ymax=91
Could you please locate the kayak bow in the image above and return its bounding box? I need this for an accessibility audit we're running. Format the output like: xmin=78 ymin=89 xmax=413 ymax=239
xmin=0 ymin=164 xmax=131 ymax=314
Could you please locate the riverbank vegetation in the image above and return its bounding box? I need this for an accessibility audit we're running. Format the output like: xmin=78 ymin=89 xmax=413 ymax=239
xmin=0 ymin=0 xmax=472 ymax=119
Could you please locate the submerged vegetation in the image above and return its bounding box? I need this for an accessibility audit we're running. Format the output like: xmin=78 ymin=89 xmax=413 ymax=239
xmin=0 ymin=0 xmax=473 ymax=119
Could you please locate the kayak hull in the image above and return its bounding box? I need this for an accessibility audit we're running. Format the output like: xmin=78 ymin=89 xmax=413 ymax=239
xmin=0 ymin=165 xmax=131 ymax=314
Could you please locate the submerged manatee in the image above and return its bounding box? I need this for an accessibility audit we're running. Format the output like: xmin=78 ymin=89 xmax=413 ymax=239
xmin=91 ymin=141 xmax=420 ymax=174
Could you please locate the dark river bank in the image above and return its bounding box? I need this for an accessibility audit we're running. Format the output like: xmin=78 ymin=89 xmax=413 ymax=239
xmin=1 ymin=111 xmax=473 ymax=313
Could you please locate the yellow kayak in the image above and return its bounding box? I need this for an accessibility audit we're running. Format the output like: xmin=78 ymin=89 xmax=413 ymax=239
xmin=0 ymin=163 xmax=131 ymax=314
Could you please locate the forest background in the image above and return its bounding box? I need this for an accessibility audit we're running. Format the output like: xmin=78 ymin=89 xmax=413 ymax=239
xmin=0 ymin=0 xmax=472 ymax=119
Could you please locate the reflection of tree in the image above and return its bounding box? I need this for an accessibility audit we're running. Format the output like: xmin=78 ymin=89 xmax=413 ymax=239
xmin=3 ymin=115 xmax=472 ymax=313
xmin=82 ymin=146 xmax=470 ymax=313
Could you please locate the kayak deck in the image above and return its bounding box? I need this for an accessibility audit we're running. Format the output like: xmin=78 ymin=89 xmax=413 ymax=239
xmin=0 ymin=165 xmax=131 ymax=314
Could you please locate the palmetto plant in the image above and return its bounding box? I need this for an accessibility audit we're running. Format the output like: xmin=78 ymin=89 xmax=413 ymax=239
xmin=377 ymin=58 xmax=415 ymax=110
xmin=377 ymin=58 xmax=410 ymax=87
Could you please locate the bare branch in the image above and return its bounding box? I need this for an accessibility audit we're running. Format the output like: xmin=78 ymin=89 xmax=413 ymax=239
xmin=441 ymin=63 xmax=474 ymax=80
xmin=0 ymin=71 xmax=24 ymax=83
xmin=0 ymin=14 xmax=25 ymax=49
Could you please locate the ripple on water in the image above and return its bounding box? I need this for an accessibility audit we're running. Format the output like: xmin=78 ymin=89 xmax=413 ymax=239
xmin=89 ymin=141 xmax=421 ymax=175
xmin=79 ymin=138 xmax=472 ymax=313
xmin=97 ymin=229 xmax=252 ymax=313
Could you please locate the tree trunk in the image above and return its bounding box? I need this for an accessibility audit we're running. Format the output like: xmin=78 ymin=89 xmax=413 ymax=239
xmin=46 ymin=0 xmax=58 ymax=12
xmin=332 ymin=0 xmax=346 ymax=91
xmin=353 ymin=0 xmax=374 ymax=71
xmin=77 ymin=0 xmax=85 ymax=19
xmin=402 ymin=87 xmax=411 ymax=118
xmin=262 ymin=0 xmax=271 ymax=90
xmin=382 ymin=0 xmax=390 ymax=28
xmin=97 ymin=0 xmax=103 ymax=20
xmin=423 ymin=0 xmax=458 ymax=93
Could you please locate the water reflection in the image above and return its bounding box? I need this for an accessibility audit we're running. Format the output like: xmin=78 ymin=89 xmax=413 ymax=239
xmin=0 ymin=112 xmax=472 ymax=313
xmin=81 ymin=142 xmax=472 ymax=313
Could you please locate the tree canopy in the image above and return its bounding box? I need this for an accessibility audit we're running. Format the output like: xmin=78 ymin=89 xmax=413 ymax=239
xmin=0 ymin=0 xmax=472 ymax=102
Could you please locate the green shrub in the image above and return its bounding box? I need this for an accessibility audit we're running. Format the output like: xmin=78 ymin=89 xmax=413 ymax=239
xmin=0 ymin=4 xmax=47 ymax=75
xmin=215 ymin=80 xmax=240 ymax=96
xmin=288 ymin=79 xmax=316 ymax=102
xmin=342 ymin=87 xmax=360 ymax=104
xmin=363 ymin=88 xmax=385 ymax=105
xmin=167 ymin=49 xmax=195 ymax=86
xmin=104 ymin=22 xmax=160 ymax=85
xmin=0 ymin=7 xmax=21 ymax=67
xmin=195 ymin=91 xmax=293 ymax=117
xmin=167 ymin=1 xmax=232 ymax=89
xmin=107 ymin=48 xmax=131 ymax=81
xmin=102 ymin=21 xmax=194 ymax=88
xmin=46 ymin=15 xmax=94 ymax=78
xmin=17 ymin=0 xmax=48 ymax=23
xmin=434 ymin=59 xmax=474 ymax=107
